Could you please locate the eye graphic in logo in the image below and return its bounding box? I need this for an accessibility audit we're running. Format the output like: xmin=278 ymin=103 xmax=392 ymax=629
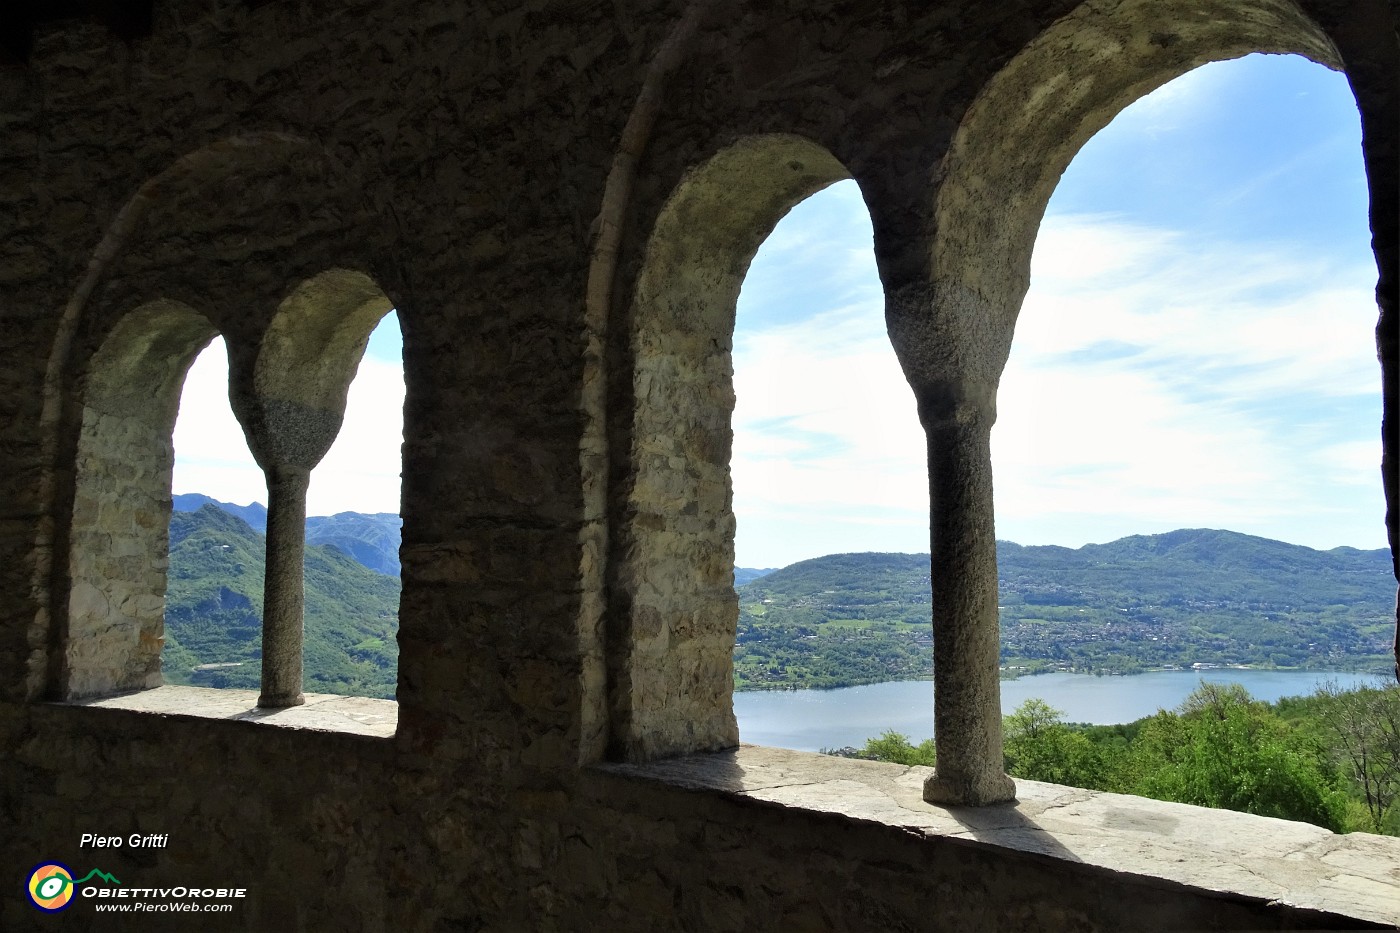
xmin=27 ymin=863 xmax=76 ymax=912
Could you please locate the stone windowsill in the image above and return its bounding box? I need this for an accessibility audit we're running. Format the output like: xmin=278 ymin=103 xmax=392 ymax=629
xmin=598 ymin=744 xmax=1400 ymax=928
xmin=67 ymin=684 xmax=397 ymax=738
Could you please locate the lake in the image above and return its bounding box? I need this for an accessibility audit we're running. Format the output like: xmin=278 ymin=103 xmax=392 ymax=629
xmin=734 ymin=669 xmax=1387 ymax=752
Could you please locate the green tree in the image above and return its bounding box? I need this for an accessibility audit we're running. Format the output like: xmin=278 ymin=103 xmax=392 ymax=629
xmin=1122 ymin=683 xmax=1349 ymax=832
xmin=855 ymin=730 xmax=937 ymax=766
xmin=1003 ymin=699 xmax=1110 ymax=789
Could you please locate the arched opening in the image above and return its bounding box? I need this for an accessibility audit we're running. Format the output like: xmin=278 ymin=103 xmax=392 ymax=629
xmin=64 ymin=301 xmax=217 ymax=699
xmin=70 ymin=269 xmax=404 ymax=704
xmin=162 ymin=270 xmax=401 ymax=704
xmin=299 ymin=311 xmax=404 ymax=698
xmin=998 ymin=52 xmax=1381 ymax=563
xmin=981 ymin=53 xmax=1390 ymax=828
xmin=46 ymin=132 xmax=402 ymax=709
xmin=608 ymin=135 xmax=851 ymax=760
xmin=162 ymin=310 xmax=405 ymax=700
xmin=228 ymin=268 xmax=396 ymax=707
xmin=163 ymin=335 xmax=266 ymax=690
xmin=730 ymin=181 xmax=931 ymax=707
xmin=908 ymin=0 xmax=1391 ymax=805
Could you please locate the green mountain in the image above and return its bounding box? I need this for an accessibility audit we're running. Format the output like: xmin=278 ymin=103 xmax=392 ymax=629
xmin=162 ymin=505 xmax=400 ymax=698
xmin=172 ymin=495 xmax=402 ymax=577
xmin=306 ymin=511 xmax=402 ymax=576
xmin=162 ymin=515 xmax=1392 ymax=698
xmin=172 ymin=493 xmax=268 ymax=531
xmin=736 ymin=530 xmax=1395 ymax=690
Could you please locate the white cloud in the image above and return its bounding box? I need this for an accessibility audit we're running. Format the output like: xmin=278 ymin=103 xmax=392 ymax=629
xmin=1027 ymin=214 xmax=1179 ymax=287
xmin=732 ymin=296 xmax=932 ymax=567
xmin=1021 ymin=215 xmax=1379 ymax=400
xmin=995 ymin=212 xmax=1384 ymax=549
xmin=171 ymin=340 xmax=264 ymax=506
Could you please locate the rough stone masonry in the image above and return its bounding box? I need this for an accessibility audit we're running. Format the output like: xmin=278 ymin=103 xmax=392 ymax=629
xmin=0 ymin=0 xmax=1395 ymax=929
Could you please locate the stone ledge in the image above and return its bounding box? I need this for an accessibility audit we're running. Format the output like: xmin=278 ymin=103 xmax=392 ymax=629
xmin=64 ymin=684 xmax=397 ymax=738
xmin=598 ymin=744 xmax=1400 ymax=928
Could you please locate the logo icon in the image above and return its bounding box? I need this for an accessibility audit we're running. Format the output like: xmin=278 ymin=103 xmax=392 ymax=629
xmin=26 ymin=863 xmax=121 ymax=912
xmin=26 ymin=863 xmax=75 ymax=913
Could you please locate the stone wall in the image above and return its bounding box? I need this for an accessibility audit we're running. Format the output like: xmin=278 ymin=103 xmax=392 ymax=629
xmin=65 ymin=301 xmax=216 ymax=699
xmin=6 ymin=699 xmax=1398 ymax=930
xmin=1 ymin=0 xmax=1396 ymax=928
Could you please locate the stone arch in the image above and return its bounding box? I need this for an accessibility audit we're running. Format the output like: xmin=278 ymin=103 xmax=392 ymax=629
xmin=928 ymin=0 xmax=1342 ymax=375
xmin=887 ymin=0 xmax=1381 ymax=803
xmin=230 ymin=268 xmax=396 ymax=472
xmin=608 ymin=134 xmax=852 ymax=760
xmin=227 ymin=268 xmax=397 ymax=707
xmin=944 ymin=0 xmax=1392 ymax=588
xmin=42 ymin=133 xmax=321 ymax=452
xmin=33 ymin=131 xmax=359 ymax=702
xmin=63 ymin=300 xmax=219 ymax=699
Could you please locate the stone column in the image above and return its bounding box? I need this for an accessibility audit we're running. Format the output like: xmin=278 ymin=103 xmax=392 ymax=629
xmin=225 ymin=272 xmax=392 ymax=709
xmin=258 ymin=464 xmax=311 ymax=708
xmin=879 ymin=269 xmax=1017 ymax=804
xmin=919 ymin=399 xmax=1016 ymax=805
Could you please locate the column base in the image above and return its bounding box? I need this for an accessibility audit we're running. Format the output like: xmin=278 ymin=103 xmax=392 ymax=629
xmin=257 ymin=692 xmax=306 ymax=709
xmin=923 ymin=770 xmax=1017 ymax=806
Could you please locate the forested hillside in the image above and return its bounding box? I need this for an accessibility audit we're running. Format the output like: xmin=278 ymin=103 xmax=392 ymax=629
xmin=173 ymin=495 xmax=402 ymax=576
xmin=163 ymin=503 xmax=1391 ymax=699
xmin=305 ymin=511 xmax=403 ymax=576
xmin=736 ymin=530 xmax=1394 ymax=690
xmin=163 ymin=505 xmax=399 ymax=698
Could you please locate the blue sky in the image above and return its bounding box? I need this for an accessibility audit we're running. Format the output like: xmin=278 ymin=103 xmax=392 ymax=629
xmin=172 ymin=53 xmax=1385 ymax=568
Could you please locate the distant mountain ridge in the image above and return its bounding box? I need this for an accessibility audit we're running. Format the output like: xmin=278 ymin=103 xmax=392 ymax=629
xmin=172 ymin=493 xmax=268 ymax=532
xmin=164 ymin=501 xmax=1394 ymax=694
xmin=173 ymin=495 xmax=401 ymax=576
xmin=734 ymin=567 xmax=777 ymax=586
xmin=306 ymin=511 xmax=402 ymax=576
xmin=735 ymin=529 xmax=1394 ymax=690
